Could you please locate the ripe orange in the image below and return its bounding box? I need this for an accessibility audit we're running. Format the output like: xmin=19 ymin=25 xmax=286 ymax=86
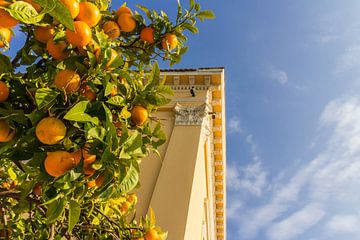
xmin=0 ymin=9 xmax=18 ymax=28
xmin=161 ymin=33 xmax=178 ymax=51
xmin=0 ymin=28 xmax=11 ymax=48
xmin=95 ymin=174 xmax=104 ymax=187
xmin=82 ymin=147 xmax=97 ymax=175
xmin=79 ymin=83 xmax=96 ymax=101
xmin=95 ymin=48 xmax=118 ymax=70
xmin=36 ymin=117 xmax=66 ymax=145
xmin=66 ymin=21 xmax=92 ymax=47
xmin=0 ymin=81 xmax=9 ymax=102
xmin=127 ymin=193 xmax=138 ymax=205
xmin=2 ymin=182 xmax=10 ymax=189
xmin=60 ymin=0 xmax=79 ymax=19
xmin=120 ymin=201 xmax=131 ymax=214
xmin=103 ymin=21 xmax=120 ymax=39
xmin=44 ymin=151 xmax=76 ymax=177
xmin=46 ymin=39 xmax=69 ymax=60
xmin=0 ymin=0 xmax=11 ymax=7
xmin=24 ymin=0 xmax=42 ymax=12
xmin=76 ymin=2 xmax=101 ymax=27
xmin=131 ymin=105 xmax=148 ymax=126
xmin=70 ymin=149 xmax=82 ymax=165
xmin=34 ymin=26 xmax=55 ymax=44
xmin=140 ymin=27 xmax=155 ymax=44
xmin=33 ymin=184 xmax=42 ymax=195
xmin=0 ymin=120 xmax=15 ymax=142
xmin=117 ymin=13 xmax=136 ymax=33
xmin=144 ymin=229 xmax=160 ymax=240
xmin=87 ymin=179 xmax=96 ymax=188
xmin=54 ymin=69 xmax=81 ymax=93
xmin=116 ymin=6 xmax=132 ymax=16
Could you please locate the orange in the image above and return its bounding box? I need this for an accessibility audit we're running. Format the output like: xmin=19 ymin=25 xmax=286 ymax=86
xmin=60 ymin=0 xmax=79 ymax=19
xmin=24 ymin=0 xmax=42 ymax=12
xmin=0 ymin=28 xmax=11 ymax=48
xmin=2 ymin=182 xmax=10 ymax=189
xmin=0 ymin=0 xmax=11 ymax=7
xmin=54 ymin=69 xmax=81 ymax=93
xmin=95 ymin=174 xmax=104 ymax=187
xmin=0 ymin=9 xmax=18 ymax=28
xmin=131 ymin=105 xmax=148 ymax=126
xmin=87 ymin=179 xmax=96 ymax=188
xmin=95 ymin=48 xmax=118 ymax=70
xmin=70 ymin=149 xmax=82 ymax=165
xmin=0 ymin=81 xmax=9 ymax=102
xmin=0 ymin=120 xmax=15 ymax=142
xmin=46 ymin=39 xmax=69 ymax=60
xmin=34 ymin=26 xmax=55 ymax=44
xmin=82 ymin=146 xmax=97 ymax=175
xmin=66 ymin=21 xmax=91 ymax=47
xmin=33 ymin=184 xmax=42 ymax=195
xmin=161 ymin=33 xmax=178 ymax=51
xmin=140 ymin=27 xmax=155 ymax=44
xmin=44 ymin=151 xmax=76 ymax=177
xmin=79 ymin=83 xmax=96 ymax=101
xmin=144 ymin=229 xmax=160 ymax=240
xmin=77 ymin=38 xmax=99 ymax=56
xmin=36 ymin=117 xmax=66 ymax=145
xmin=103 ymin=21 xmax=120 ymax=39
xmin=120 ymin=201 xmax=131 ymax=214
xmin=117 ymin=13 xmax=136 ymax=33
xmin=116 ymin=6 xmax=132 ymax=16
xmin=110 ymin=85 xmax=117 ymax=96
xmin=76 ymin=2 xmax=101 ymax=27
xmin=127 ymin=193 xmax=137 ymax=205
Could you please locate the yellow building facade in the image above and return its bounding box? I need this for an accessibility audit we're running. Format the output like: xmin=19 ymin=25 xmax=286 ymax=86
xmin=137 ymin=68 xmax=226 ymax=240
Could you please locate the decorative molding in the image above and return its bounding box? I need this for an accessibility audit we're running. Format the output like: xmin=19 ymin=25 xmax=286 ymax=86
xmin=170 ymin=85 xmax=209 ymax=91
xmin=174 ymin=103 xmax=208 ymax=126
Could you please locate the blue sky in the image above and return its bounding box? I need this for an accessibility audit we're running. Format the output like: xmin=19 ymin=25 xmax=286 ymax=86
xmin=6 ymin=0 xmax=360 ymax=239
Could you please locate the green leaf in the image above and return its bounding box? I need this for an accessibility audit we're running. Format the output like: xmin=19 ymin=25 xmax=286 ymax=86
xmin=124 ymin=131 xmax=142 ymax=153
xmin=182 ymin=22 xmax=199 ymax=33
xmin=0 ymin=54 xmax=12 ymax=74
xmin=118 ymin=163 xmax=139 ymax=194
xmin=7 ymin=1 xmax=44 ymax=24
xmin=35 ymin=88 xmax=59 ymax=110
xmin=68 ymin=200 xmax=81 ymax=233
xmin=46 ymin=199 xmax=66 ymax=224
xmin=64 ymin=101 xmax=99 ymax=125
xmin=119 ymin=106 xmax=131 ymax=119
xmin=107 ymin=96 xmax=125 ymax=106
xmin=197 ymin=10 xmax=215 ymax=20
xmin=34 ymin=0 xmax=74 ymax=31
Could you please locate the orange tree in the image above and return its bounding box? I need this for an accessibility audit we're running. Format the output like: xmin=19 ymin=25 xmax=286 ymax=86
xmin=0 ymin=0 xmax=214 ymax=239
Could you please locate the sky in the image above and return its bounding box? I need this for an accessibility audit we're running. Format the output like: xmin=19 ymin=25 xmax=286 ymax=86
xmin=5 ymin=0 xmax=360 ymax=239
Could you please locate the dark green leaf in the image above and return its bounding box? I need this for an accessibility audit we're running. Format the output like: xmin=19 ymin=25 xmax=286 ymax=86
xmin=0 ymin=54 xmax=12 ymax=74
xmin=46 ymin=199 xmax=66 ymax=224
xmin=35 ymin=88 xmax=59 ymax=110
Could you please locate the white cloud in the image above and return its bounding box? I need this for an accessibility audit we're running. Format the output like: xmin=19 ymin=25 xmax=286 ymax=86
xmin=266 ymin=203 xmax=325 ymax=240
xmin=268 ymin=65 xmax=288 ymax=85
xmin=334 ymin=45 xmax=360 ymax=75
xmin=228 ymin=117 xmax=242 ymax=134
xmin=325 ymin=214 xmax=360 ymax=234
xmin=236 ymin=96 xmax=360 ymax=239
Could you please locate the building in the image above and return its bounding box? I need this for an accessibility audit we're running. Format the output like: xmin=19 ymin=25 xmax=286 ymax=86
xmin=137 ymin=68 xmax=226 ymax=240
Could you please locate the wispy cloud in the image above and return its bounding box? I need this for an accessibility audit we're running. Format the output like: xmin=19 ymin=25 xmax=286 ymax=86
xmin=228 ymin=117 xmax=242 ymax=134
xmin=268 ymin=65 xmax=288 ymax=85
xmin=334 ymin=45 xmax=360 ymax=75
xmin=325 ymin=214 xmax=360 ymax=235
xmin=235 ymin=96 xmax=360 ymax=240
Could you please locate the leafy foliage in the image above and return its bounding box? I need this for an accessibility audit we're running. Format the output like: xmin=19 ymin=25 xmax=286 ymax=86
xmin=0 ymin=0 xmax=214 ymax=239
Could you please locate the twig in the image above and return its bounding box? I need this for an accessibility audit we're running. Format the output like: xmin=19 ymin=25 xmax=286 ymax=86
xmin=0 ymin=208 xmax=8 ymax=240
xmin=49 ymin=224 xmax=55 ymax=240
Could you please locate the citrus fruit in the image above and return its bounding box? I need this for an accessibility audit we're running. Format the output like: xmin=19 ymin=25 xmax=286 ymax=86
xmin=44 ymin=151 xmax=76 ymax=177
xmin=66 ymin=21 xmax=92 ymax=47
xmin=46 ymin=39 xmax=69 ymax=60
xmin=33 ymin=184 xmax=42 ymax=196
xmin=161 ymin=33 xmax=178 ymax=51
xmin=24 ymin=0 xmax=42 ymax=12
xmin=95 ymin=174 xmax=104 ymax=187
xmin=76 ymin=2 xmax=101 ymax=27
xmin=0 ymin=120 xmax=15 ymax=142
xmin=54 ymin=69 xmax=81 ymax=93
xmin=144 ymin=229 xmax=160 ymax=240
xmin=103 ymin=21 xmax=120 ymax=39
xmin=0 ymin=1 xmax=11 ymax=7
xmin=82 ymin=147 xmax=97 ymax=175
xmin=0 ymin=81 xmax=9 ymax=102
xmin=127 ymin=193 xmax=137 ymax=205
xmin=34 ymin=26 xmax=55 ymax=44
xmin=35 ymin=117 xmax=66 ymax=145
xmin=131 ymin=105 xmax=148 ymax=126
xmin=117 ymin=13 xmax=136 ymax=32
xmin=0 ymin=28 xmax=11 ymax=48
xmin=116 ymin=6 xmax=132 ymax=16
xmin=60 ymin=0 xmax=79 ymax=19
xmin=70 ymin=149 xmax=82 ymax=165
xmin=79 ymin=82 xmax=96 ymax=101
xmin=140 ymin=27 xmax=155 ymax=44
xmin=0 ymin=9 xmax=19 ymax=28
xmin=2 ymin=182 xmax=10 ymax=189
xmin=120 ymin=201 xmax=131 ymax=214
xmin=95 ymin=48 xmax=118 ymax=69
